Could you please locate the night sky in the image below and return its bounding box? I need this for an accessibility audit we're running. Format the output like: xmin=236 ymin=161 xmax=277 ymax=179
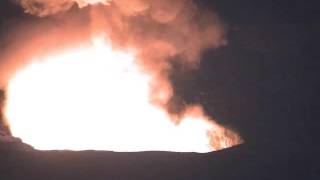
xmin=174 ymin=0 xmax=319 ymax=156
xmin=0 ymin=0 xmax=319 ymax=179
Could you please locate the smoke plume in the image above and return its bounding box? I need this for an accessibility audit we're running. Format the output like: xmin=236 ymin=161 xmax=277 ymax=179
xmin=1 ymin=0 xmax=241 ymax=149
xmin=8 ymin=0 xmax=228 ymax=112
xmin=14 ymin=0 xmax=111 ymax=16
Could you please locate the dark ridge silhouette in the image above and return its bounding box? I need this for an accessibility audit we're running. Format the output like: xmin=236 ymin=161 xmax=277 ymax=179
xmin=0 ymin=89 xmax=11 ymax=136
xmin=0 ymin=144 xmax=317 ymax=180
xmin=0 ymin=138 xmax=33 ymax=151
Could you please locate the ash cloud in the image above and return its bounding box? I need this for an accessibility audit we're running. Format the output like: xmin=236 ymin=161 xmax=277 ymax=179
xmin=14 ymin=0 xmax=111 ymax=17
xmin=2 ymin=0 xmax=241 ymax=148
xmin=11 ymin=0 xmax=228 ymax=113
xmin=89 ymin=0 xmax=227 ymax=111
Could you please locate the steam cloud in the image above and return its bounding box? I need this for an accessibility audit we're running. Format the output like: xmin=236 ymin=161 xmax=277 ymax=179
xmin=10 ymin=0 xmax=228 ymax=111
xmin=2 ymin=0 xmax=241 ymax=148
xmin=15 ymin=0 xmax=112 ymax=16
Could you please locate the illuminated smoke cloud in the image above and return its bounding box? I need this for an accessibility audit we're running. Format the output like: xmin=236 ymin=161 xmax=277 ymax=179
xmin=10 ymin=0 xmax=228 ymax=111
xmin=1 ymin=0 xmax=241 ymax=150
xmin=14 ymin=0 xmax=111 ymax=16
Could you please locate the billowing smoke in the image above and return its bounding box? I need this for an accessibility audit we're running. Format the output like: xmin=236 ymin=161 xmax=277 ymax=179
xmin=8 ymin=0 xmax=228 ymax=113
xmin=14 ymin=0 xmax=111 ymax=16
xmin=1 ymin=0 xmax=241 ymax=150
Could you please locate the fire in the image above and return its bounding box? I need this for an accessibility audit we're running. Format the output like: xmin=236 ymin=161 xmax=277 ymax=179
xmin=4 ymin=36 xmax=241 ymax=152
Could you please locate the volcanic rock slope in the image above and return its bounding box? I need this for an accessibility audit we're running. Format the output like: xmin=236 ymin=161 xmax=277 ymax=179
xmin=0 ymin=144 xmax=317 ymax=180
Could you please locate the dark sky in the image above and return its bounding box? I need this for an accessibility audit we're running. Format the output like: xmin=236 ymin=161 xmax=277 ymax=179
xmin=174 ymin=0 xmax=319 ymax=154
xmin=0 ymin=0 xmax=319 ymax=179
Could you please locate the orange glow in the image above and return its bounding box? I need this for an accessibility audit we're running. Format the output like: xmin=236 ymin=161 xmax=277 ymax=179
xmin=5 ymin=37 xmax=241 ymax=152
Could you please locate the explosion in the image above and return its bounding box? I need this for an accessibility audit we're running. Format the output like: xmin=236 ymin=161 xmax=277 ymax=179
xmin=1 ymin=0 xmax=242 ymax=152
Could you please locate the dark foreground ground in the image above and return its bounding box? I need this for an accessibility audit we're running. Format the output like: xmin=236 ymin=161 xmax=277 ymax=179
xmin=0 ymin=144 xmax=318 ymax=180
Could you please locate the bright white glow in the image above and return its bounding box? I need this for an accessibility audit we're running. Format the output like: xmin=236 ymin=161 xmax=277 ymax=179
xmin=5 ymin=37 xmax=240 ymax=152
xmin=76 ymin=0 xmax=111 ymax=8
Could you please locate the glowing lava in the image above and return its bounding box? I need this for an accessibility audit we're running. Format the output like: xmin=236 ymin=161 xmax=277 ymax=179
xmin=5 ymin=37 xmax=240 ymax=152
